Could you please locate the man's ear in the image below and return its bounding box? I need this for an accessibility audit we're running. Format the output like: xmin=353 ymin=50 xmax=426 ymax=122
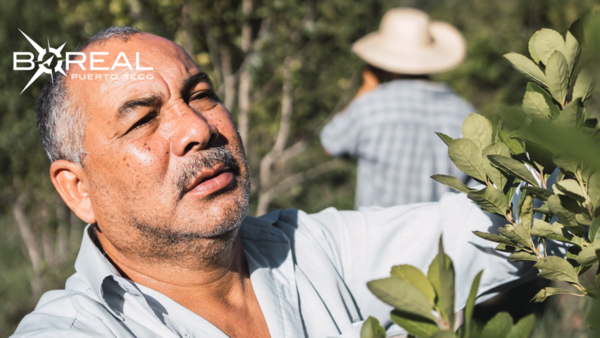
xmin=50 ymin=160 xmax=96 ymax=224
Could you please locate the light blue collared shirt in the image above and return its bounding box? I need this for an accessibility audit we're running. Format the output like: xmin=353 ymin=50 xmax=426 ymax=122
xmin=12 ymin=193 xmax=535 ymax=338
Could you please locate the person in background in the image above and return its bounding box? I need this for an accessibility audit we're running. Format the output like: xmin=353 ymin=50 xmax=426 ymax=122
xmin=321 ymin=7 xmax=475 ymax=208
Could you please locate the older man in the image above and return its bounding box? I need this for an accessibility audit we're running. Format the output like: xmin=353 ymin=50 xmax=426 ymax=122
xmin=12 ymin=27 xmax=532 ymax=338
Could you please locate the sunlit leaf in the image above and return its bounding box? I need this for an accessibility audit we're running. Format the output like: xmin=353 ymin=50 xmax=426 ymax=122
xmin=390 ymin=265 xmax=436 ymax=305
xmin=367 ymin=277 xmax=436 ymax=322
xmin=497 ymin=130 xmax=526 ymax=156
xmin=390 ymin=311 xmax=441 ymax=338
xmin=504 ymin=53 xmax=547 ymax=86
xmin=462 ymin=113 xmax=493 ymax=152
xmin=436 ymin=132 xmax=454 ymax=146
xmin=467 ymin=187 xmax=508 ymax=216
xmin=589 ymin=218 xmax=600 ymax=243
xmin=554 ymin=179 xmax=585 ymax=202
xmin=473 ymin=231 xmax=515 ymax=246
xmin=431 ymin=174 xmax=475 ymax=194
xmin=499 ymin=226 xmax=529 ymax=248
xmin=521 ymin=187 xmax=554 ymax=201
xmin=488 ymin=155 xmax=539 ymax=187
xmin=522 ymin=91 xmax=551 ymax=120
xmin=564 ymin=30 xmax=580 ymax=78
xmin=531 ymin=287 xmax=583 ymax=302
xmin=483 ymin=142 xmax=511 ymax=189
xmin=360 ymin=316 xmax=386 ymax=338
xmin=546 ymin=51 xmax=569 ymax=106
xmin=508 ymin=252 xmax=538 ymax=262
xmin=572 ymin=69 xmax=595 ymax=106
xmin=526 ymin=82 xmax=561 ymax=116
xmin=448 ymin=138 xmax=487 ymax=183
xmin=532 ymin=28 xmax=565 ymax=65
xmin=534 ymin=256 xmax=579 ymax=284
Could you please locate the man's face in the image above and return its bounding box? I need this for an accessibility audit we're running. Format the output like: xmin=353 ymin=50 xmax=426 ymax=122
xmin=68 ymin=33 xmax=250 ymax=263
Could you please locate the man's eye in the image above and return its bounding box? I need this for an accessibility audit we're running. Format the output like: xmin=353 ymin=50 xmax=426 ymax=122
xmin=190 ymin=91 xmax=217 ymax=102
xmin=126 ymin=111 xmax=158 ymax=134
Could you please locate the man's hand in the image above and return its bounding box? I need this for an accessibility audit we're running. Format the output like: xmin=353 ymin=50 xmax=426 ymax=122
xmin=354 ymin=68 xmax=380 ymax=100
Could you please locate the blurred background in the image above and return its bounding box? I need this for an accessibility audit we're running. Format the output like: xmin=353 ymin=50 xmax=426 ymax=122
xmin=1 ymin=0 xmax=599 ymax=336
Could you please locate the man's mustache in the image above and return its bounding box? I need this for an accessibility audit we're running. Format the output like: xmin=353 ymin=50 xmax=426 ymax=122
xmin=175 ymin=146 xmax=238 ymax=199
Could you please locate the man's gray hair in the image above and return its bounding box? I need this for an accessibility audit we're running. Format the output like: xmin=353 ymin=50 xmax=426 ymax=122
xmin=37 ymin=26 xmax=141 ymax=166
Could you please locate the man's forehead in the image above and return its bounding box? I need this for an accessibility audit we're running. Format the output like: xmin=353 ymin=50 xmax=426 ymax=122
xmin=66 ymin=32 xmax=200 ymax=115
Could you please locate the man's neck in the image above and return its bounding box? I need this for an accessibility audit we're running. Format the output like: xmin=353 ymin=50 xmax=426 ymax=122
xmin=96 ymin=230 xmax=270 ymax=337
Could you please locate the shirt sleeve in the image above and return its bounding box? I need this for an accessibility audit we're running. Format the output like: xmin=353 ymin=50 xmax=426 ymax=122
xmin=319 ymin=99 xmax=365 ymax=157
xmin=306 ymin=192 xmax=536 ymax=326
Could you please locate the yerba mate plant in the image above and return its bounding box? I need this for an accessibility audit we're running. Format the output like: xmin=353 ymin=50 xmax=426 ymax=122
xmin=431 ymin=21 xmax=599 ymax=303
xmin=360 ymin=238 xmax=535 ymax=338
xmin=361 ymin=18 xmax=600 ymax=338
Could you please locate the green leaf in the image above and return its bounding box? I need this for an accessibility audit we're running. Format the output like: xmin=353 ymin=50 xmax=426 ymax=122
xmin=552 ymin=152 xmax=580 ymax=174
xmin=530 ymin=219 xmax=562 ymax=237
xmin=553 ymin=98 xmax=583 ymax=130
xmin=497 ymin=130 xmax=526 ymax=156
xmin=448 ymin=138 xmax=487 ymax=183
xmin=589 ymin=218 xmax=600 ymax=243
xmin=522 ymin=91 xmax=551 ymax=119
xmin=437 ymin=238 xmax=455 ymax=331
xmin=526 ymin=82 xmax=561 ymax=116
xmin=467 ymin=187 xmax=508 ymax=216
xmin=483 ymin=142 xmax=511 ymax=189
xmin=499 ymin=226 xmax=530 ymax=248
xmin=533 ymin=205 xmax=552 ymax=215
xmin=575 ymin=241 xmax=600 ymax=266
xmin=587 ymin=170 xmax=600 ymax=209
xmin=473 ymin=231 xmax=515 ymax=246
xmin=534 ymin=256 xmax=580 ymax=284
xmin=520 ymin=195 xmax=534 ymax=229
xmin=531 ymin=287 xmax=583 ymax=302
xmin=509 ymin=252 xmax=538 ymax=262
xmin=390 ymin=311 xmax=440 ymax=338
xmin=504 ymin=53 xmax=547 ymax=86
xmin=390 ymin=265 xmax=436 ymax=305
xmin=431 ymin=331 xmax=458 ymax=338
xmin=547 ymin=195 xmax=585 ymax=234
xmin=521 ymin=187 xmax=554 ymax=201
xmin=431 ymin=175 xmax=475 ymax=194
xmin=360 ymin=316 xmax=386 ymax=338
xmin=572 ymin=69 xmax=595 ymax=106
xmin=524 ymin=141 xmax=555 ymax=175
xmin=463 ymin=114 xmax=493 ymax=152
xmin=564 ymin=30 xmax=581 ymax=78
xmin=507 ymin=314 xmax=535 ymax=338
xmin=367 ymin=277 xmax=436 ymax=322
xmin=532 ymin=28 xmax=565 ymax=66
xmin=546 ymin=51 xmax=569 ymax=105
xmin=488 ymin=155 xmax=539 ymax=187
xmin=480 ymin=312 xmax=513 ymax=338
xmin=464 ymin=271 xmax=483 ymax=338
xmin=528 ymin=30 xmax=541 ymax=64
xmin=496 ymin=243 xmax=517 ymax=253
xmin=436 ymin=132 xmax=454 ymax=146
xmin=554 ymin=179 xmax=585 ymax=202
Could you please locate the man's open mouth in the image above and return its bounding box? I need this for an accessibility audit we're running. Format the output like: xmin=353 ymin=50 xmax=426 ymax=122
xmin=185 ymin=165 xmax=235 ymax=197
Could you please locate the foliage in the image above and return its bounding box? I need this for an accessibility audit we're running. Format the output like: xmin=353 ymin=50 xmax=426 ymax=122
xmin=361 ymin=237 xmax=536 ymax=338
xmin=433 ymin=19 xmax=600 ymax=302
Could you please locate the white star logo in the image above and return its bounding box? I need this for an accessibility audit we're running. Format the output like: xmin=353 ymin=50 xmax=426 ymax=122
xmin=18 ymin=29 xmax=66 ymax=94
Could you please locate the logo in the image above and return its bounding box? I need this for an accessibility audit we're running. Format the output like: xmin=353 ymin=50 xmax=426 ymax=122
xmin=13 ymin=30 xmax=154 ymax=94
xmin=14 ymin=29 xmax=66 ymax=94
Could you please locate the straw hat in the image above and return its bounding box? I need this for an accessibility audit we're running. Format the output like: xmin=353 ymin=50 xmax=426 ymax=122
xmin=352 ymin=8 xmax=466 ymax=75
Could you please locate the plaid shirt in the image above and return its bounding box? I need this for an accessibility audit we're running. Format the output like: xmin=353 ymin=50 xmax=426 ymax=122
xmin=321 ymin=80 xmax=474 ymax=208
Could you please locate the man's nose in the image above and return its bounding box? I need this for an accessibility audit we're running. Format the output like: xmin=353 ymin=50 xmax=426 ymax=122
xmin=170 ymin=104 xmax=219 ymax=157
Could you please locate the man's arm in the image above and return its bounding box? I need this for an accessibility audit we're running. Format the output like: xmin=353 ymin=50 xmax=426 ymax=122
xmin=305 ymin=192 xmax=536 ymax=325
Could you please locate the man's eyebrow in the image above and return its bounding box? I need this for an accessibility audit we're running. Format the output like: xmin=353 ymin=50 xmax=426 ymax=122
xmin=182 ymin=72 xmax=213 ymax=96
xmin=116 ymin=95 xmax=162 ymax=120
